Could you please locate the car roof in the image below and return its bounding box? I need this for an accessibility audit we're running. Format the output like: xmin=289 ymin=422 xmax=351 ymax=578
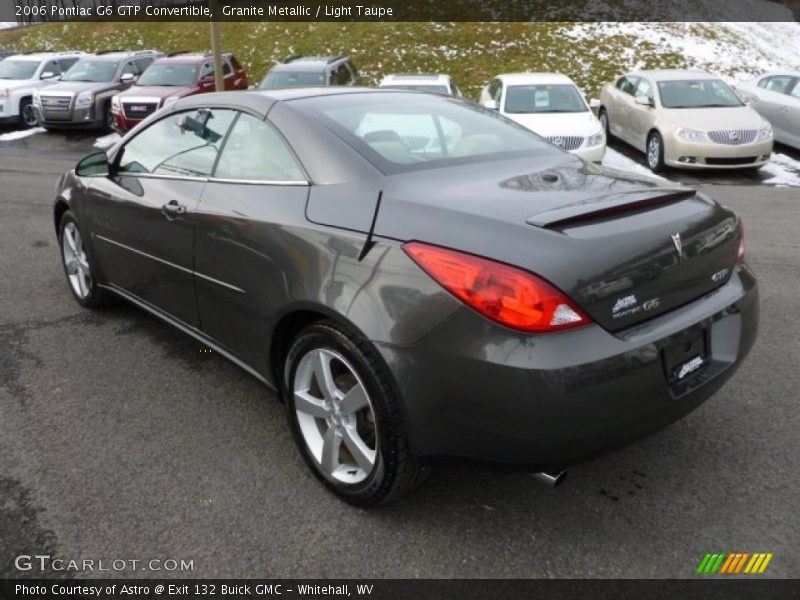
xmin=631 ymin=69 xmax=718 ymax=82
xmin=171 ymin=87 xmax=420 ymax=116
xmin=753 ymin=70 xmax=800 ymax=79
xmin=269 ymin=55 xmax=347 ymax=72
xmin=85 ymin=50 xmax=161 ymax=62
xmin=495 ymin=72 xmax=577 ymax=85
xmin=153 ymin=52 xmax=231 ymax=65
xmin=380 ymin=74 xmax=451 ymax=85
xmin=4 ymin=51 xmax=84 ymax=61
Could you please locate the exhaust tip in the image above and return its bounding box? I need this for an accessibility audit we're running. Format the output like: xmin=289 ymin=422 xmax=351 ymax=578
xmin=531 ymin=470 xmax=567 ymax=487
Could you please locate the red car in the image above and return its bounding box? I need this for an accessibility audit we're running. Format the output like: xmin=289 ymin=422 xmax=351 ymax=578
xmin=111 ymin=51 xmax=248 ymax=133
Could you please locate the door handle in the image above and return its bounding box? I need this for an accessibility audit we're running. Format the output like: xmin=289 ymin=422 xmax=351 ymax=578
xmin=161 ymin=200 xmax=187 ymax=218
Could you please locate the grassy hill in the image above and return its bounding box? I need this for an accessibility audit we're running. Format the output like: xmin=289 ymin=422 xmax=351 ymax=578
xmin=1 ymin=21 xmax=798 ymax=99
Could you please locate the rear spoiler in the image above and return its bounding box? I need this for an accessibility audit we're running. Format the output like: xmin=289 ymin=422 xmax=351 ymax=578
xmin=526 ymin=189 xmax=697 ymax=229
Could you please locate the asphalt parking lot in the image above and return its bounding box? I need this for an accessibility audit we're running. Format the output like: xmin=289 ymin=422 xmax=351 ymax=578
xmin=1 ymin=128 xmax=798 ymax=579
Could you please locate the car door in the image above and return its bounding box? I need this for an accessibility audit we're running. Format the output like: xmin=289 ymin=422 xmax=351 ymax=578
xmin=84 ymin=107 xmax=237 ymax=326
xmin=784 ymin=79 xmax=800 ymax=148
xmin=606 ymin=76 xmax=638 ymax=143
xmin=753 ymin=75 xmax=794 ymax=136
xmin=194 ymin=111 xmax=310 ymax=368
xmin=629 ymin=77 xmax=656 ymax=150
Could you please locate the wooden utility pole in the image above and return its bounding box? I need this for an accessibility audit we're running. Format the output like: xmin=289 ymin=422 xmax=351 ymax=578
xmin=209 ymin=1 xmax=224 ymax=92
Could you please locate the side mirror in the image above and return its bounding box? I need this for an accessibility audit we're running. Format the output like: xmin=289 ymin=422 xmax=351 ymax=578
xmin=635 ymin=95 xmax=654 ymax=107
xmin=40 ymin=71 xmax=57 ymax=80
xmin=120 ymin=73 xmax=135 ymax=84
xmin=482 ymin=99 xmax=499 ymax=111
xmin=589 ymin=98 xmax=601 ymax=109
xmin=200 ymin=75 xmax=215 ymax=86
xmin=75 ymin=151 xmax=110 ymax=177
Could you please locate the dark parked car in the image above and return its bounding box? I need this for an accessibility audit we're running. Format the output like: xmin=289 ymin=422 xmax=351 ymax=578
xmin=111 ymin=51 xmax=249 ymax=133
xmin=258 ymin=55 xmax=358 ymax=89
xmin=54 ymin=89 xmax=758 ymax=505
xmin=35 ymin=49 xmax=162 ymax=131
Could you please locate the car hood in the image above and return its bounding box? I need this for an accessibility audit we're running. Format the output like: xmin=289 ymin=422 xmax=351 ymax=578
xmin=503 ymin=111 xmax=602 ymax=137
xmin=308 ymin=153 xmax=738 ymax=332
xmin=661 ymin=105 xmax=768 ymax=130
xmin=0 ymin=78 xmax=37 ymax=89
xmin=43 ymin=81 xmax=113 ymax=94
xmin=118 ymin=85 xmax=194 ymax=100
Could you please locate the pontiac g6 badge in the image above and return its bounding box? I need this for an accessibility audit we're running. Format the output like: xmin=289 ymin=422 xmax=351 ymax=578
xmin=671 ymin=233 xmax=683 ymax=259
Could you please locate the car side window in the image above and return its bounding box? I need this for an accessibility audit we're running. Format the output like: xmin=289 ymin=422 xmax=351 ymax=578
xmin=488 ymin=79 xmax=502 ymax=101
xmin=117 ymin=109 xmax=237 ymax=178
xmin=121 ymin=61 xmax=139 ymax=78
xmin=223 ymin=60 xmax=232 ymax=76
xmin=332 ymin=64 xmax=350 ymax=86
xmin=635 ymin=78 xmax=652 ymax=98
xmin=200 ymin=62 xmax=214 ymax=77
xmin=44 ymin=60 xmax=62 ymax=76
xmin=618 ymin=77 xmax=638 ymax=96
xmin=136 ymin=58 xmax=153 ymax=73
xmin=214 ymin=113 xmax=306 ymax=182
xmin=790 ymin=80 xmax=800 ymax=98
xmin=763 ymin=75 xmax=794 ymax=94
xmin=60 ymin=58 xmax=79 ymax=71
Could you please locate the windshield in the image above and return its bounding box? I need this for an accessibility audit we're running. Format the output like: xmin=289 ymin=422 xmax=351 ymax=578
xmin=137 ymin=63 xmax=198 ymax=86
xmin=0 ymin=60 xmax=39 ymax=80
xmin=381 ymin=84 xmax=451 ymax=95
xmin=658 ymin=79 xmax=742 ymax=108
xmin=292 ymin=92 xmax=556 ymax=174
xmin=61 ymin=60 xmax=118 ymax=83
xmin=260 ymin=71 xmax=325 ymax=89
xmin=504 ymin=84 xmax=588 ymax=113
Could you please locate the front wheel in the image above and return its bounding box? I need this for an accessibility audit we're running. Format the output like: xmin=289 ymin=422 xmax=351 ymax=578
xmin=283 ymin=321 xmax=428 ymax=506
xmin=647 ymin=131 xmax=665 ymax=173
xmin=59 ymin=211 xmax=114 ymax=308
xmin=19 ymin=98 xmax=38 ymax=128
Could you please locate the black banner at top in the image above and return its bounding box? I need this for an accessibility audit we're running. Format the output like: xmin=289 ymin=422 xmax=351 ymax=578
xmin=2 ymin=0 xmax=800 ymax=23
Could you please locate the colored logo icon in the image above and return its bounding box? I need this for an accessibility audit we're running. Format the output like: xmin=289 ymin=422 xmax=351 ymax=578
xmin=697 ymin=553 xmax=773 ymax=574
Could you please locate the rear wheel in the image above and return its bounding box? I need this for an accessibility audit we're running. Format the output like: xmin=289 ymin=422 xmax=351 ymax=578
xmin=283 ymin=321 xmax=428 ymax=506
xmin=647 ymin=131 xmax=665 ymax=172
xmin=19 ymin=98 xmax=38 ymax=128
xmin=58 ymin=211 xmax=114 ymax=308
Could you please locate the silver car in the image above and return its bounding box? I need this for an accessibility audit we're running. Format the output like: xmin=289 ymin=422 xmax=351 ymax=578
xmin=735 ymin=71 xmax=800 ymax=150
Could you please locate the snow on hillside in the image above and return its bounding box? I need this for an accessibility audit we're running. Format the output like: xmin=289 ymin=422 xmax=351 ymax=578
xmin=562 ymin=21 xmax=800 ymax=86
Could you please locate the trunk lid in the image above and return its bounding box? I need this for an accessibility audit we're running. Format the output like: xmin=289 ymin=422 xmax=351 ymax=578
xmin=369 ymin=155 xmax=739 ymax=332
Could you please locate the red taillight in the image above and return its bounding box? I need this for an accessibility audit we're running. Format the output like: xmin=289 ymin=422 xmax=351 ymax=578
xmin=403 ymin=242 xmax=592 ymax=333
xmin=736 ymin=222 xmax=745 ymax=263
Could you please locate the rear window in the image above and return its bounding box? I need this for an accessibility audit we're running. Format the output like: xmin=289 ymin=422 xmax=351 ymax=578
xmin=260 ymin=70 xmax=325 ymax=89
xmin=291 ymin=92 xmax=557 ymax=174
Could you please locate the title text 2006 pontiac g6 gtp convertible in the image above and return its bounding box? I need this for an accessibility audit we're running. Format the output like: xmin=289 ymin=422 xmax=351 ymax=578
xmin=53 ymin=89 xmax=758 ymax=505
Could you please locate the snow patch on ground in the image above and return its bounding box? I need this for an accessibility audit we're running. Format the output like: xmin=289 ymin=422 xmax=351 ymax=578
xmin=94 ymin=133 xmax=121 ymax=149
xmin=602 ymin=147 xmax=668 ymax=182
xmin=0 ymin=127 xmax=45 ymax=142
xmin=761 ymin=152 xmax=800 ymax=188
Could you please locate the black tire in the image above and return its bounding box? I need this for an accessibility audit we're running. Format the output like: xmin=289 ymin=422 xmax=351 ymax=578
xmin=19 ymin=97 xmax=38 ymax=128
xmin=646 ymin=131 xmax=666 ymax=173
xmin=283 ymin=320 xmax=428 ymax=506
xmin=103 ymin=102 xmax=115 ymax=133
xmin=598 ymin=108 xmax=612 ymax=140
xmin=58 ymin=210 xmax=114 ymax=309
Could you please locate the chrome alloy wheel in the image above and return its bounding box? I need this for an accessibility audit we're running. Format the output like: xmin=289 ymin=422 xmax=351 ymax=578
xmin=62 ymin=222 xmax=92 ymax=299
xmin=647 ymin=135 xmax=661 ymax=170
xmin=293 ymin=348 xmax=378 ymax=484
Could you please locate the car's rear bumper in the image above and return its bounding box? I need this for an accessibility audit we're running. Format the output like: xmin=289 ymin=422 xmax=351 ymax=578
xmin=377 ymin=264 xmax=758 ymax=469
xmin=665 ymin=136 xmax=773 ymax=169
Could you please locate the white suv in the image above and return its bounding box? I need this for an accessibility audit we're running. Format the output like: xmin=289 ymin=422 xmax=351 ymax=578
xmin=0 ymin=51 xmax=84 ymax=128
